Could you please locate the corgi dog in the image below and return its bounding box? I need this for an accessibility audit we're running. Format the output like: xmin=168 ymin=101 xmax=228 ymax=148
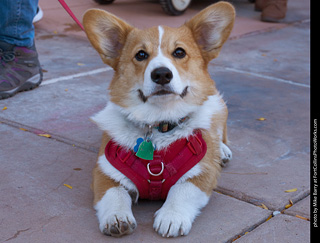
xmin=83 ymin=1 xmax=235 ymax=238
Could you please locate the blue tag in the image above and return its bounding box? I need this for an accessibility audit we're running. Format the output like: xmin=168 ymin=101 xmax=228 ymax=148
xmin=133 ymin=137 xmax=144 ymax=152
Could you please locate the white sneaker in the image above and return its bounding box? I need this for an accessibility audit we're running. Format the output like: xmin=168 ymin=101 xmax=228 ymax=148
xmin=33 ymin=6 xmax=43 ymax=23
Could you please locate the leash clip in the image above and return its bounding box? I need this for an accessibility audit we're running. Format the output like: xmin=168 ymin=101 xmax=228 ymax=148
xmin=145 ymin=124 xmax=153 ymax=142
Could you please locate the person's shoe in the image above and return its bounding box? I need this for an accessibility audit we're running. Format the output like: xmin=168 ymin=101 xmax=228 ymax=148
xmin=261 ymin=0 xmax=287 ymax=22
xmin=33 ymin=6 xmax=43 ymax=23
xmin=254 ymin=0 xmax=266 ymax=12
xmin=0 ymin=41 xmax=43 ymax=99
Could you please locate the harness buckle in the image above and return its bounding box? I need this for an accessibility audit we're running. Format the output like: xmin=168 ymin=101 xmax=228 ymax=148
xmin=187 ymin=134 xmax=203 ymax=155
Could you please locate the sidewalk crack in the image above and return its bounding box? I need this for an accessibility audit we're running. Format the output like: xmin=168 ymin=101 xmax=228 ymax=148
xmin=4 ymin=228 xmax=31 ymax=242
xmin=0 ymin=117 xmax=98 ymax=153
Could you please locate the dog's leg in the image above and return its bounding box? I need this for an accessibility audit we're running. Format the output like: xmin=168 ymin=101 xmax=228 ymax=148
xmin=220 ymin=141 xmax=232 ymax=167
xmin=153 ymin=181 xmax=209 ymax=237
xmin=93 ymin=164 xmax=137 ymax=237
xmin=220 ymin=123 xmax=232 ymax=167
xmin=95 ymin=187 xmax=137 ymax=237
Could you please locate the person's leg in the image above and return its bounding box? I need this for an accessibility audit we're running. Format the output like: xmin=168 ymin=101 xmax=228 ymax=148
xmin=0 ymin=0 xmax=42 ymax=99
xmin=0 ymin=0 xmax=38 ymax=47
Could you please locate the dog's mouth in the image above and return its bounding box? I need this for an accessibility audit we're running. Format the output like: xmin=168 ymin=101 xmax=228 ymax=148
xmin=153 ymin=89 xmax=174 ymax=96
xmin=138 ymin=86 xmax=188 ymax=103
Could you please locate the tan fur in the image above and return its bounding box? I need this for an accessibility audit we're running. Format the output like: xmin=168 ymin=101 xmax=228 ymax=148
xmin=98 ymin=132 xmax=111 ymax=158
xmin=109 ymin=27 xmax=160 ymax=106
xmin=83 ymin=9 xmax=133 ymax=69
xmin=188 ymin=97 xmax=229 ymax=195
xmin=188 ymin=130 xmax=221 ymax=195
xmin=92 ymin=132 xmax=119 ymax=205
xmin=185 ymin=2 xmax=235 ymax=63
xmin=92 ymin=163 xmax=120 ymax=205
xmin=159 ymin=25 xmax=216 ymax=105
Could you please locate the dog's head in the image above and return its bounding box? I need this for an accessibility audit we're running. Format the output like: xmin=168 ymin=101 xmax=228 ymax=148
xmin=83 ymin=2 xmax=235 ymax=124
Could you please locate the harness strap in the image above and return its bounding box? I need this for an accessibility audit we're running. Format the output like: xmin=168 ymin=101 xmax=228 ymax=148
xmin=105 ymin=130 xmax=207 ymax=200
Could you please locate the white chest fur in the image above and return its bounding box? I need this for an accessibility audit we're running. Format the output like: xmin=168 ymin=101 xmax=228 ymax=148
xmin=91 ymin=93 xmax=224 ymax=151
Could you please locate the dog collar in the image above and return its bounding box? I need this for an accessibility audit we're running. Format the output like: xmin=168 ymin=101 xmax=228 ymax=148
xmin=133 ymin=116 xmax=189 ymax=161
xmin=152 ymin=116 xmax=189 ymax=133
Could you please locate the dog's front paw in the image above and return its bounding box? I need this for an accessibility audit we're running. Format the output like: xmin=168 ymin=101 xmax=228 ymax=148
xmin=220 ymin=142 xmax=232 ymax=167
xmin=99 ymin=212 xmax=137 ymax=237
xmin=95 ymin=187 xmax=137 ymax=237
xmin=153 ymin=208 xmax=192 ymax=237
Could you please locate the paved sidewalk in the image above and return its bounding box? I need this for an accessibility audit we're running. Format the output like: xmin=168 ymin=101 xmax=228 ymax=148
xmin=0 ymin=0 xmax=310 ymax=242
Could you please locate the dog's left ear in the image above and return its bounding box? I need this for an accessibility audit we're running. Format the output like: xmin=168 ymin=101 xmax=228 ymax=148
xmin=83 ymin=9 xmax=133 ymax=69
xmin=185 ymin=2 xmax=235 ymax=62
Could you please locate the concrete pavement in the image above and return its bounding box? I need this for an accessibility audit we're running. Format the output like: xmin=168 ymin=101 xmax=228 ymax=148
xmin=0 ymin=0 xmax=310 ymax=242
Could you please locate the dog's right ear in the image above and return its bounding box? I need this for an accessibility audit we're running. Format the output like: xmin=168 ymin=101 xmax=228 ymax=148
xmin=83 ymin=9 xmax=133 ymax=69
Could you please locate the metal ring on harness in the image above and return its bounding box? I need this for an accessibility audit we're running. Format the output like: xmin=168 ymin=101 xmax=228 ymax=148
xmin=147 ymin=162 xmax=164 ymax=176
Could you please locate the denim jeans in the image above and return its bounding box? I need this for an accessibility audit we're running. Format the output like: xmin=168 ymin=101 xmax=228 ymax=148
xmin=0 ymin=0 xmax=39 ymax=47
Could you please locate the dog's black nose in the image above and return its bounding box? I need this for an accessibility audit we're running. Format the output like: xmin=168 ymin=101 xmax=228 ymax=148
xmin=151 ymin=67 xmax=173 ymax=85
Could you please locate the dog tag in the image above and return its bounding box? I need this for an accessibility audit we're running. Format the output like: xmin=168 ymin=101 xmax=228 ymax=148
xmin=133 ymin=137 xmax=144 ymax=152
xmin=135 ymin=140 xmax=154 ymax=160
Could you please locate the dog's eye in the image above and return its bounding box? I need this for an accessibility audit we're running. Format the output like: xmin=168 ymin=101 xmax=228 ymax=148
xmin=135 ymin=50 xmax=149 ymax=61
xmin=172 ymin=48 xmax=186 ymax=59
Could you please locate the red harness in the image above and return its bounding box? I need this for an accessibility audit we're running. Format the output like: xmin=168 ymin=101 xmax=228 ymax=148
xmin=105 ymin=130 xmax=207 ymax=200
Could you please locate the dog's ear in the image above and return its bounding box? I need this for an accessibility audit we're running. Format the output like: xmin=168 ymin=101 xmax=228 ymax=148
xmin=83 ymin=9 xmax=133 ymax=68
xmin=185 ymin=2 xmax=235 ymax=62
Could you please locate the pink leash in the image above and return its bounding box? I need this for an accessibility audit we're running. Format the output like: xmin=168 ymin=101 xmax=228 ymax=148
xmin=58 ymin=0 xmax=85 ymax=31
